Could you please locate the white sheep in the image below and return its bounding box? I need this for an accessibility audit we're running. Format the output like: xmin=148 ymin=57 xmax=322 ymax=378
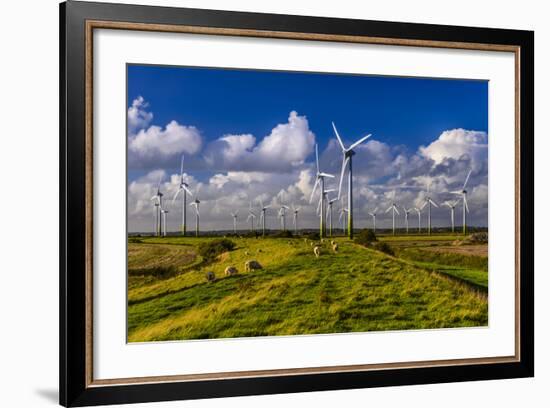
xmin=332 ymin=243 xmax=338 ymax=253
xmin=313 ymin=246 xmax=321 ymax=258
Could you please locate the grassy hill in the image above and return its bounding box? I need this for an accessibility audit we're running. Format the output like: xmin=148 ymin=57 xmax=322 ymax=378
xmin=127 ymin=235 xmax=488 ymax=342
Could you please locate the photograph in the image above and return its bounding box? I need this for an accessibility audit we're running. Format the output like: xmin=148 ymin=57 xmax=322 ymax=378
xmin=126 ymin=64 xmax=489 ymax=342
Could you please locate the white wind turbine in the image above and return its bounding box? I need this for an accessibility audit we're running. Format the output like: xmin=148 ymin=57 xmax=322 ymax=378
xmin=277 ymin=192 xmax=290 ymax=231
xmin=310 ymin=144 xmax=335 ymax=238
xmin=333 ymin=122 xmax=372 ymax=239
xmin=403 ymin=207 xmax=413 ymax=234
xmin=367 ymin=207 xmax=379 ymax=232
xmin=422 ymin=181 xmax=439 ymax=235
xmin=444 ymin=200 xmax=460 ymax=233
xmin=385 ymin=191 xmax=400 ymax=236
xmin=291 ymin=204 xmax=300 ymax=234
xmin=172 ymin=155 xmax=193 ymax=236
xmin=326 ymin=196 xmax=338 ymax=237
xmin=338 ymin=197 xmax=349 ymax=234
xmin=230 ymin=210 xmax=239 ymax=234
xmin=258 ymin=198 xmax=271 ymax=236
xmin=451 ymin=169 xmax=472 ymax=235
xmin=150 ymin=174 xmax=164 ymax=237
xmin=189 ymin=191 xmax=201 ymax=237
xmin=246 ymin=201 xmax=257 ymax=233
xmin=413 ymin=206 xmax=422 ymax=233
xmin=160 ymin=205 xmax=169 ymax=237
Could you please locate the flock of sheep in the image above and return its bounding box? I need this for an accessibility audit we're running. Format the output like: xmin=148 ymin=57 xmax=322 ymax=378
xmin=204 ymin=237 xmax=339 ymax=283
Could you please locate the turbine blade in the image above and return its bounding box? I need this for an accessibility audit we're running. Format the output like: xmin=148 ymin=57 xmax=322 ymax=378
xmin=332 ymin=122 xmax=346 ymax=151
xmin=180 ymin=154 xmax=184 ymax=175
xmin=320 ymin=172 xmax=335 ymax=178
xmin=430 ymin=199 xmax=439 ymax=208
xmin=183 ymin=185 xmax=193 ymax=196
xmin=420 ymin=202 xmax=427 ymax=210
xmin=316 ymin=197 xmax=322 ymax=215
xmin=463 ymin=169 xmax=472 ymax=190
xmin=348 ymin=134 xmax=372 ymax=151
xmin=394 ymin=206 xmax=400 ymax=215
xmin=172 ymin=189 xmax=181 ymax=203
xmin=310 ymin=178 xmax=320 ymax=203
xmin=315 ymin=144 xmax=320 ymax=173
xmin=464 ymin=196 xmax=470 ymax=213
xmin=385 ymin=206 xmax=392 ymax=213
xmin=338 ymin=156 xmax=349 ymax=200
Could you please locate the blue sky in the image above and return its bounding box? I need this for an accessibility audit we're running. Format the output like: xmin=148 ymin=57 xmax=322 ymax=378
xmin=127 ymin=64 xmax=488 ymax=232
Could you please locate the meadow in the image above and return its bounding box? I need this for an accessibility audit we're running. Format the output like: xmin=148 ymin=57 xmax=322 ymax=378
xmin=127 ymin=232 xmax=488 ymax=342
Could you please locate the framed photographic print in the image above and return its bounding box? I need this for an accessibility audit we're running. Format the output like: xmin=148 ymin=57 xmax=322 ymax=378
xmin=60 ymin=1 xmax=534 ymax=406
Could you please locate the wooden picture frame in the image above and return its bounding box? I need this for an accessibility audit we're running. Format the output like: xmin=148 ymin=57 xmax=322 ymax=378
xmin=60 ymin=1 xmax=534 ymax=406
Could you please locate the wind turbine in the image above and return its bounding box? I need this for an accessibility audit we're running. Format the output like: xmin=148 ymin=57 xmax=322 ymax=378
xmin=326 ymin=196 xmax=338 ymax=237
xmin=291 ymin=204 xmax=300 ymax=234
xmin=338 ymin=197 xmax=349 ymax=235
xmin=413 ymin=207 xmax=422 ymax=233
xmin=150 ymin=174 xmax=164 ymax=237
xmin=333 ymin=122 xmax=372 ymax=239
xmin=246 ymin=201 xmax=257 ymax=233
xmin=423 ymin=181 xmax=439 ymax=235
xmin=172 ymin=155 xmax=193 ymax=236
xmin=367 ymin=207 xmax=378 ymax=232
xmin=189 ymin=194 xmax=200 ymax=237
xmin=277 ymin=192 xmax=290 ymax=231
xmin=403 ymin=207 xmax=413 ymax=234
xmin=258 ymin=199 xmax=270 ymax=236
xmin=230 ymin=210 xmax=239 ymax=234
xmin=310 ymin=144 xmax=335 ymax=238
xmin=444 ymin=200 xmax=460 ymax=233
xmin=385 ymin=191 xmax=400 ymax=236
xmin=451 ymin=169 xmax=472 ymax=235
xmin=160 ymin=204 xmax=169 ymax=237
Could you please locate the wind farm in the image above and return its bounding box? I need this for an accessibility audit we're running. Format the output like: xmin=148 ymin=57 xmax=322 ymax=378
xmin=127 ymin=64 xmax=489 ymax=342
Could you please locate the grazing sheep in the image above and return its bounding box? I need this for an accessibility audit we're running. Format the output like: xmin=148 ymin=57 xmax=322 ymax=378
xmin=332 ymin=243 xmax=339 ymax=253
xmin=224 ymin=266 xmax=238 ymax=276
xmin=205 ymin=271 xmax=216 ymax=282
xmin=313 ymin=246 xmax=321 ymax=258
xmin=330 ymin=240 xmax=335 ymax=245
xmin=245 ymin=260 xmax=263 ymax=272
xmin=244 ymin=250 xmax=249 ymax=256
xmin=310 ymin=242 xmax=314 ymax=247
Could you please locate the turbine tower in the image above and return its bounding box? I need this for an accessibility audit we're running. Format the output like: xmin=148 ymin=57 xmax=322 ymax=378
xmin=246 ymin=201 xmax=257 ymax=233
xmin=444 ymin=200 xmax=459 ymax=233
xmin=189 ymin=195 xmax=200 ymax=237
xmin=367 ymin=207 xmax=378 ymax=232
xmin=150 ymin=175 xmax=164 ymax=237
xmin=258 ymin=199 xmax=270 ymax=236
xmin=309 ymin=144 xmax=335 ymax=238
xmin=423 ymin=182 xmax=439 ymax=235
xmin=333 ymin=122 xmax=372 ymax=239
xmin=413 ymin=207 xmax=422 ymax=233
xmin=291 ymin=204 xmax=300 ymax=234
xmin=230 ymin=210 xmax=238 ymax=234
xmin=172 ymin=155 xmax=192 ymax=236
xmin=451 ymin=169 xmax=472 ymax=235
xmin=385 ymin=191 xmax=400 ymax=235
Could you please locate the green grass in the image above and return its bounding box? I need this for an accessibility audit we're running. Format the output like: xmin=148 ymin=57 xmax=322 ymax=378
xmin=127 ymin=236 xmax=488 ymax=342
xmin=394 ymin=247 xmax=488 ymax=289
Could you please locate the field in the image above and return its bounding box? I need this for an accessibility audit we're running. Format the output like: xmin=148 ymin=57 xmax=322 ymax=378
xmin=127 ymin=232 xmax=488 ymax=342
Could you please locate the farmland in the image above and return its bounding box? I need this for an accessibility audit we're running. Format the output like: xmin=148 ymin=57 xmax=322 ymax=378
xmin=127 ymin=232 xmax=488 ymax=342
